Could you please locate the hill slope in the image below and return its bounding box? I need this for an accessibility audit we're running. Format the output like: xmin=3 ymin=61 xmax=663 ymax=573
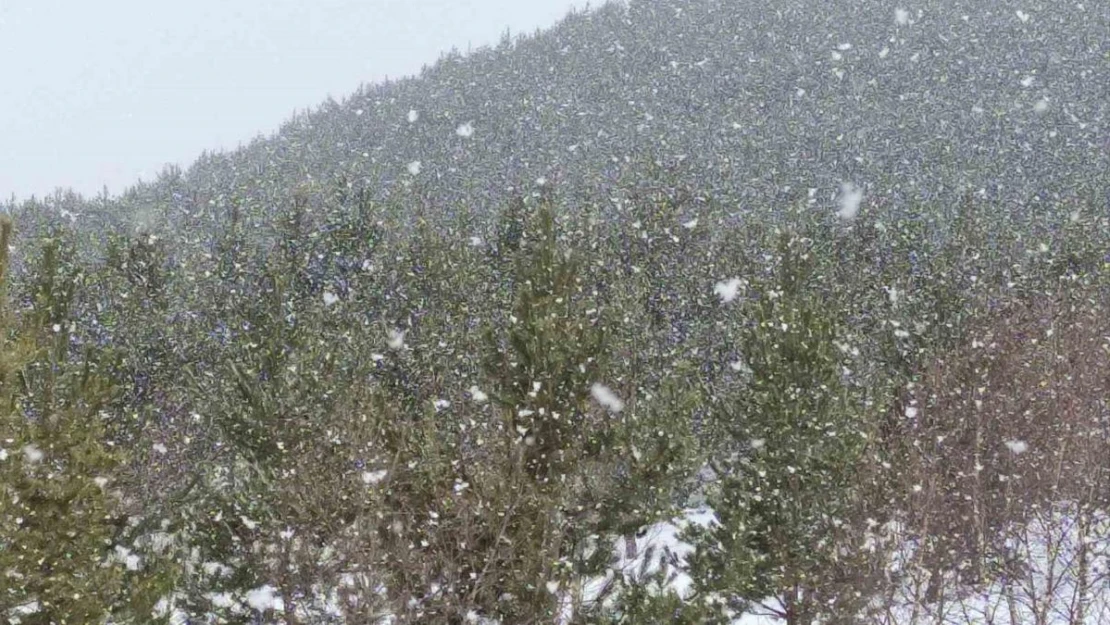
xmin=9 ymin=0 xmax=1108 ymax=229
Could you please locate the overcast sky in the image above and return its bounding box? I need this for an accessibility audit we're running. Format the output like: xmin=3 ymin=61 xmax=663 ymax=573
xmin=0 ymin=0 xmax=583 ymax=202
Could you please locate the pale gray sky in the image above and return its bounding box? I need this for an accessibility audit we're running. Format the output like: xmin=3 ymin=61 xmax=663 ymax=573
xmin=0 ymin=0 xmax=583 ymax=201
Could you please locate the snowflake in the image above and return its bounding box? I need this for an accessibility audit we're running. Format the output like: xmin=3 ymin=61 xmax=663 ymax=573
xmin=23 ymin=444 xmax=43 ymax=463
xmin=837 ymin=182 xmax=864 ymax=220
xmin=714 ymin=278 xmax=743 ymax=303
xmin=590 ymin=383 xmax=625 ymax=413
xmin=387 ymin=329 xmax=405 ymax=350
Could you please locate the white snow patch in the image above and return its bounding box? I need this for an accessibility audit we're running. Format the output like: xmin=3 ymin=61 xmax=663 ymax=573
xmin=205 ymin=592 xmax=237 ymax=609
xmin=469 ymin=386 xmax=489 ymax=403
xmin=894 ymin=7 xmax=911 ymax=25
xmin=113 ymin=545 xmax=142 ymax=571
xmin=202 ymin=561 xmax=233 ymax=577
xmin=246 ymin=585 xmax=284 ymax=612
xmin=682 ymin=217 xmax=699 ymax=230
xmin=590 ymin=383 xmax=625 ymax=413
xmin=153 ymin=443 xmax=168 ymax=455
xmin=362 ymin=469 xmax=388 ymax=485
xmin=597 ymin=508 xmax=719 ymax=601
xmin=406 ymin=160 xmax=422 ymax=176
xmin=1016 ymin=9 xmax=1031 ymax=22
xmin=407 ymin=109 xmax=419 ymax=123
xmin=1020 ymin=75 xmax=1036 ymax=87
xmin=433 ymin=399 xmax=451 ymax=411
xmin=1033 ymin=97 xmax=1050 ymax=113
xmin=11 ymin=601 xmax=41 ymax=618
xmin=1005 ymin=439 xmax=1029 ymax=454
xmin=151 ymin=597 xmax=189 ymax=623
xmin=322 ymin=291 xmax=339 ymax=306
xmin=456 ymin=122 xmax=474 ymax=138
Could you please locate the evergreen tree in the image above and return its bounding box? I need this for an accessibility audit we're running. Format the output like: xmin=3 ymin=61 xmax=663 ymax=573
xmin=688 ymin=229 xmax=875 ymax=623
xmin=0 ymin=218 xmax=175 ymax=624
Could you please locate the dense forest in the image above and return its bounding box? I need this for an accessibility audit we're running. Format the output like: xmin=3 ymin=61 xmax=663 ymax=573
xmin=2 ymin=0 xmax=1109 ymax=623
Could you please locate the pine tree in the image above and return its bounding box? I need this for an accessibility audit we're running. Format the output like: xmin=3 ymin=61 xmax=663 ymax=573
xmin=688 ymin=229 xmax=873 ymax=623
xmin=0 ymin=218 xmax=175 ymax=624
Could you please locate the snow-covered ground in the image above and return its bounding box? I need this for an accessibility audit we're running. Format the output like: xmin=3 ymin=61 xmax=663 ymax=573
xmin=72 ymin=503 xmax=1110 ymax=624
xmin=587 ymin=503 xmax=1110 ymax=624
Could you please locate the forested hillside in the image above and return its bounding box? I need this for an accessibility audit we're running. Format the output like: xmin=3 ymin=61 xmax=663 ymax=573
xmin=7 ymin=0 xmax=1108 ymax=237
xmin=2 ymin=0 xmax=1109 ymax=623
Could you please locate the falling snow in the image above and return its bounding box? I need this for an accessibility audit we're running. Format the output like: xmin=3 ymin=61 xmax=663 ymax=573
xmin=837 ymin=182 xmax=864 ymax=220
xmin=715 ymin=278 xmax=744 ymax=303
xmin=590 ymin=383 xmax=625 ymax=413
xmin=2 ymin=0 xmax=1107 ymax=622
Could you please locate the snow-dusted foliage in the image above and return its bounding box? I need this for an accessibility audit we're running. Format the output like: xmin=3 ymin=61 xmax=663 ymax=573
xmin=1 ymin=0 xmax=1108 ymax=622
